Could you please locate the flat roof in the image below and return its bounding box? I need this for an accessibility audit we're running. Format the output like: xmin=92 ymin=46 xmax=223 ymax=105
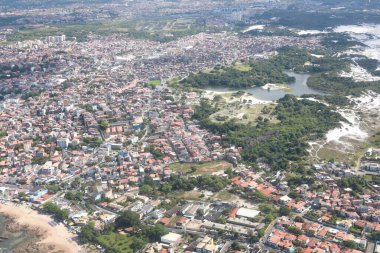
xmin=236 ymin=208 xmax=260 ymax=219
xmin=161 ymin=232 xmax=182 ymax=243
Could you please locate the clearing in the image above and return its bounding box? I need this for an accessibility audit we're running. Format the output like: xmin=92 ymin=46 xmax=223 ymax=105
xmin=169 ymin=160 xmax=232 ymax=175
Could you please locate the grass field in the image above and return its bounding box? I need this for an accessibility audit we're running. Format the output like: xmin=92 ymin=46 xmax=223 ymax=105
xmin=213 ymin=190 xmax=233 ymax=201
xmin=233 ymin=62 xmax=252 ymax=72
xmin=169 ymin=160 xmax=232 ymax=175
xmin=147 ymin=79 xmax=161 ymax=86
xmin=96 ymin=233 xmax=135 ymax=253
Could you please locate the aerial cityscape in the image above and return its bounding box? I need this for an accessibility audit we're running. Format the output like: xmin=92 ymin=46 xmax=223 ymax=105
xmin=0 ymin=0 xmax=380 ymax=252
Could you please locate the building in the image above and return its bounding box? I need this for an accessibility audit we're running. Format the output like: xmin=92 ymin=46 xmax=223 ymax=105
xmin=236 ymin=207 xmax=260 ymax=219
xmin=161 ymin=232 xmax=182 ymax=248
xmin=57 ymin=138 xmax=70 ymax=148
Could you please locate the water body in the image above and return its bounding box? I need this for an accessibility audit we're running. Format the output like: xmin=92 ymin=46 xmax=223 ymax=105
xmin=205 ymin=71 xmax=323 ymax=102
xmin=0 ymin=216 xmax=31 ymax=251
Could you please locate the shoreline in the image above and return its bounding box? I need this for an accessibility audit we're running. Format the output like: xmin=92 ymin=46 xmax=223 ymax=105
xmin=202 ymin=89 xmax=273 ymax=104
xmin=0 ymin=203 xmax=82 ymax=253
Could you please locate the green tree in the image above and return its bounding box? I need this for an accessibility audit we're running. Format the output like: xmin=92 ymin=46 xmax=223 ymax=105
xmin=139 ymin=185 xmax=153 ymax=195
xmin=343 ymin=240 xmax=357 ymax=249
xmin=78 ymin=222 xmax=98 ymax=243
xmin=279 ymin=206 xmax=291 ymax=216
xmin=42 ymin=202 xmax=69 ymax=221
xmin=115 ymin=211 xmax=141 ymax=229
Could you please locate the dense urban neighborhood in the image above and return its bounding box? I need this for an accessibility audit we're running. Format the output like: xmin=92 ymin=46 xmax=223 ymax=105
xmin=1 ymin=0 xmax=380 ymax=253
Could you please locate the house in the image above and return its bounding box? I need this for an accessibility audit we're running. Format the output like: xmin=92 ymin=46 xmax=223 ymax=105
xmin=161 ymin=232 xmax=182 ymax=248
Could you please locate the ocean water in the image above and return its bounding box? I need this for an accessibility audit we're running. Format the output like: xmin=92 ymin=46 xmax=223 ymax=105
xmin=0 ymin=216 xmax=31 ymax=251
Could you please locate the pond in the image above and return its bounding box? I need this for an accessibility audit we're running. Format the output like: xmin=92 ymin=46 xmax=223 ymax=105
xmin=205 ymin=71 xmax=324 ymax=102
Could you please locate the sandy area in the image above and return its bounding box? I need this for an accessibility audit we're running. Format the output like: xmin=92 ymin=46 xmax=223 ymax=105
xmin=308 ymin=91 xmax=380 ymax=163
xmin=340 ymin=64 xmax=380 ymax=82
xmin=202 ymin=90 xmax=271 ymax=105
xmin=261 ymin=83 xmax=290 ymax=91
xmin=0 ymin=203 xmax=82 ymax=253
xmin=334 ymin=24 xmax=380 ymax=62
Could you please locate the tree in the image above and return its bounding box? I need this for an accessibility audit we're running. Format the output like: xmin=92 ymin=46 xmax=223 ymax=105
xmin=98 ymin=120 xmax=109 ymax=131
xmin=142 ymin=224 xmax=168 ymax=242
xmin=371 ymin=231 xmax=380 ymax=241
xmin=105 ymin=156 xmax=113 ymax=162
xmin=42 ymin=202 xmax=69 ymax=221
xmin=79 ymin=222 xmax=98 ymax=243
xmin=288 ymin=226 xmax=303 ymax=236
xmin=343 ymin=240 xmax=357 ymax=249
xmin=265 ymin=213 xmax=275 ymax=223
xmin=139 ymin=185 xmax=153 ymax=195
xmin=196 ymin=209 xmax=204 ymax=219
xmin=231 ymin=242 xmax=241 ymax=250
xmin=160 ymin=184 xmax=172 ymax=194
xmin=115 ymin=211 xmax=141 ymax=229
xmin=46 ymin=184 xmax=60 ymax=193
xmin=279 ymin=206 xmax=291 ymax=216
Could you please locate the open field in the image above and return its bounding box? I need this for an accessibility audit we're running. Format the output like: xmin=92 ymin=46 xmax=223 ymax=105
xmin=233 ymin=62 xmax=252 ymax=72
xmin=210 ymin=102 xmax=277 ymax=124
xmin=147 ymin=79 xmax=161 ymax=86
xmin=169 ymin=190 xmax=203 ymax=201
xmin=169 ymin=160 xmax=232 ymax=175
xmin=212 ymin=190 xmax=233 ymax=201
xmin=6 ymin=17 xmax=228 ymax=43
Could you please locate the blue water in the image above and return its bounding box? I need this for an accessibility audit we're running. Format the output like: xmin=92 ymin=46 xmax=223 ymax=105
xmin=205 ymin=71 xmax=323 ymax=101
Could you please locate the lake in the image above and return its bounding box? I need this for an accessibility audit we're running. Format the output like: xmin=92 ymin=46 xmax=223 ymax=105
xmin=205 ymin=71 xmax=323 ymax=101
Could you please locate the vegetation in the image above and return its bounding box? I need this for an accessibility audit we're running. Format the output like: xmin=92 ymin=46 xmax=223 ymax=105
xmin=337 ymin=177 xmax=368 ymax=194
xmin=193 ymin=95 xmax=343 ymax=170
xmin=32 ymin=156 xmax=48 ymax=165
xmin=144 ymin=145 xmax=164 ymax=159
xmin=259 ymin=8 xmax=380 ymax=30
xmin=82 ymin=137 xmax=103 ymax=148
xmin=80 ymin=210 xmax=168 ymax=253
xmin=181 ymin=47 xmax=313 ymax=89
xmin=42 ymin=202 xmax=69 ymax=221
xmin=169 ymin=161 xmax=232 ymax=175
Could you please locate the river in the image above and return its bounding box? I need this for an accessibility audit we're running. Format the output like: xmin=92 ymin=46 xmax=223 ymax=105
xmin=205 ymin=71 xmax=323 ymax=101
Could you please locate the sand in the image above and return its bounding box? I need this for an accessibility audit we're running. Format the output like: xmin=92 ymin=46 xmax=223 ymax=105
xmin=334 ymin=24 xmax=380 ymax=62
xmin=340 ymin=63 xmax=380 ymax=82
xmin=0 ymin=203 xmax=82 ymax=253
xmin=202 ymin=90 xmax=272 ymax=105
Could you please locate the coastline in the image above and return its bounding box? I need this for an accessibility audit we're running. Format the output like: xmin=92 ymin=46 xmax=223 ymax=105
xmin=0 ymin=203 xmax=82 ymax=253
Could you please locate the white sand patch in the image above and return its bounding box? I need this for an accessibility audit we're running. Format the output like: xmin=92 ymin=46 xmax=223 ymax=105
xmin=302 ymin=97 xmax=329 ymax=106
xmin=243 ymin=25 xmax=265 ymax=33
xmin=340 ymin=64 xmax=380 ymax=82
xmin=310 ymin=53 xmax=324 ymax=58
xmin=307 ymin=91 xmax=380 ymax=160
xmin=322 ymin=91 xmax=380 ymax=151
xmin=296 ymin=30 xmax=327 ymax=35
xmin=334 ymin=24 xmax=380 ymax=62
xmin=325 ymin=110 xmax=368 ymax=145
xmin=349 ymin=90 xmax=380 ymax=111
xmin=202 ymin=90 xmax=272 ymax=105
xmin=261 ymin=83 xmax=288 ymax=91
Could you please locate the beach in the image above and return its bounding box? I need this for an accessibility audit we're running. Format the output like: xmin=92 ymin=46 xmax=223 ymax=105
xmin=0 ymin=204 xmax=82 ymax=253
